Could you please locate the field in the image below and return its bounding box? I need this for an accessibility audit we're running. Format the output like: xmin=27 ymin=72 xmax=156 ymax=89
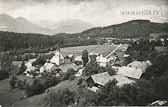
xmin=48 ymin=44 xmax=128 ymax=57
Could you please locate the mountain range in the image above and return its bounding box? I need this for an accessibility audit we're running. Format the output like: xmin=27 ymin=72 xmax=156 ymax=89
xmin=0 ymin=14 xmax=168 ymax=37
xmin=0 ymin=14 xmax=94 ymax=34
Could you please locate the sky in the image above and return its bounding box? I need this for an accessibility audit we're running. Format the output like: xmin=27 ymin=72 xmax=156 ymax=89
xmin=0 ymin=0 xmax=168 ymax=27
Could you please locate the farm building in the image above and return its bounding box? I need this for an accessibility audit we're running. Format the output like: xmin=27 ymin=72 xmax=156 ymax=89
xmin=58 ymin=63 xmax=79 ymax=72
xmin=96 ymin=55 xmax=109 ymax=67
xmin=64 ymin=54 xmax=74 ymax=64
xmin=127 ymin=60 xmax=152 ymax=73
xmin=40 ymin=63 xmax=55 ymax=73
xmin=115 ymin=66 xmax=143 ymax=79
xmin=23 ymin=58 xmax=38 ymax=77
xmin=86 ymin=72 xmax=135 ymax=88
xmin=149 ymin=100 xmax=168 ymax=106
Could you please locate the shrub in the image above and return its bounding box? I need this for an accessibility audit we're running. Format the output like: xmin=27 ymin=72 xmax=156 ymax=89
xmin=96 ymin=80 xmax=157 ymax=106
xmin=17 ymin=61 xmax=27 ymax=75
xmin=25 ymin=78 xmax=46 ymax=97
xmin=9 ymin=75 xmax=18 ymax=89
xmin=48 ymin=88 xmax=76 ymax=106
xmin=63 ymin=68 xmax=76 ymax=80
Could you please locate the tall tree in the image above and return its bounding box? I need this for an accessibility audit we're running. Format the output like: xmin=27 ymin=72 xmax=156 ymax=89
xmin=82 ymin=50 xmax=89 ymax=67
xmin=83 ymin=55 xmax=99 ymax=76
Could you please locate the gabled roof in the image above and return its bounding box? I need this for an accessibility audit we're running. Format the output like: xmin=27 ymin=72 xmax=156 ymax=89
xmin=117 ymin=66 xmax=143 ymax=79
xmin=127 ymin=60 xmax=152 ymax=73
xmin=74 ymin=55 xmax=82 ymax=62
xmin=89 ymin=72 xmax=135 ymax=87
xmin=91 ymin=72 xmax=111 ymax=86
xmin=59 ymin=63 xmax=79 ymax=72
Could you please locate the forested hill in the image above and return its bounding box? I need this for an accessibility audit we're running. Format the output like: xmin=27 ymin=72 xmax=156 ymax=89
xmin=0 ymin=32 xmax=96 ymax=52
xmin=80 ymin=20 xmax=168 ymax=38
xmin=0 ymin=19 xmax=168 ymax=52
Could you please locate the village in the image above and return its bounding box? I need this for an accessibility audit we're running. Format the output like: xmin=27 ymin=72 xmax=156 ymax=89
xmin=0 ymin=32 xmax=166 ymax=106
xmin=0 ymin=0 xmax=168 ymax=105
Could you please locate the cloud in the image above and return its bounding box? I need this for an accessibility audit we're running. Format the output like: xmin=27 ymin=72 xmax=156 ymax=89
xmin=0 ymin=0 xmax=167 ymax=27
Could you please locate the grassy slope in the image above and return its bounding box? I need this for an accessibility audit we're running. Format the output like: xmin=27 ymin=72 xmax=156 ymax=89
xmin=0 ymin=76 xmax=33 ymax=106
xmin=13 ymin=78 xmax=82 ymax=107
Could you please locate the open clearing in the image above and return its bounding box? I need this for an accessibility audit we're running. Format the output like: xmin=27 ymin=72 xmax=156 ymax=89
xmin=48 ymin=44 xmax=128 ymax=57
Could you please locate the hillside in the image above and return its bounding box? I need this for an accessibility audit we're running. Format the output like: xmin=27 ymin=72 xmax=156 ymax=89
xmin=12 ymin=78 xmax=81 ymax=107
xmin=81 ymin=20 xmax=168 ymax=38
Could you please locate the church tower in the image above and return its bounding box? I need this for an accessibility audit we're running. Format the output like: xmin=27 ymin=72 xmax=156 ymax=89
xmin=50 ymin=45 xmax=64 ymax=66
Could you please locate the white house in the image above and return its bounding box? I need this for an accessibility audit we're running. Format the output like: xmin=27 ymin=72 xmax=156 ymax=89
xmin=40 ymin=63 xmax=55 ymax=73
xmin=96 ymin=54 xmax=109 ymax=67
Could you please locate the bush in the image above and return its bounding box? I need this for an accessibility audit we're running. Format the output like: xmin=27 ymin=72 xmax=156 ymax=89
xmin=153 ymin=72 xmax=168 ymax=99
xmin=0 ymin=70 xmax=9 ymax=80
xmin=96 ymin=80 xmax=157 ymax=106
xmin=32 ymin=56 xmax=46 ymax=66
xmin=25 ymin=78 xmax=46 ymax=97
xmin=63 ymin=68 xmax=76 ymax=80
xmin=9 ymin=75 xmax=18 ymax=89
xmin=48 ymin=88 xmax=76 ymax=106
xmin=17 ymin=61 xmax=27 ymax=75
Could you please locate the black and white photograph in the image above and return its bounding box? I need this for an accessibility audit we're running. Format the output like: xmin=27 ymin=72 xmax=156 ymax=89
xmin=0 ymin=0 xmax=168 ymax=106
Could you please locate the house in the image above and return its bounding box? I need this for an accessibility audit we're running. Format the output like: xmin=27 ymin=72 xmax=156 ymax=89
xmin=64 ymin=54 xmax=74 ymax=64
xmin=149 ymin=100 xmax=168 ymax=106
xmin=50 ymin=47 xmax=64 ymax=66
xmin=40 ymin=63 xmax=55 ymax=73
xmin=88 ymin=86 xmax=99 ymax=92
xmin=115 ymin=66 xmax=143 ymax=79
xmin=58 ymin=63 xmax=79 ymax=72
xmin=74 ymin=55 xmax=83 ymax=66
xmin=24 ymin=58 xmax=37 ymax=77
xmin=86 ymin=72 xmax=135 ymax=88
xmin=96 ymin=54 xmax=110 ymax=67
xmin=127 ymin=60 xmax=152 ymax=73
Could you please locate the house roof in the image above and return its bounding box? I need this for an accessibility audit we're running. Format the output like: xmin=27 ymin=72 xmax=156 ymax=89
xmin=74 ymin=55 xmax=82 ymax=62
xmin=89 ymin=72 xmax=135 ymax=86
xmin=59 ymin=63 xmax=79 ymax=72
xmin=127 ymin=60 xmax=151 ymax=72
xmin=117 ymin=66 xmax=143 ymax=79
xmin=91 ymin=72 xmax=111 ymax=86
xmin=150 ymin=100 xmax=168 ymax=106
